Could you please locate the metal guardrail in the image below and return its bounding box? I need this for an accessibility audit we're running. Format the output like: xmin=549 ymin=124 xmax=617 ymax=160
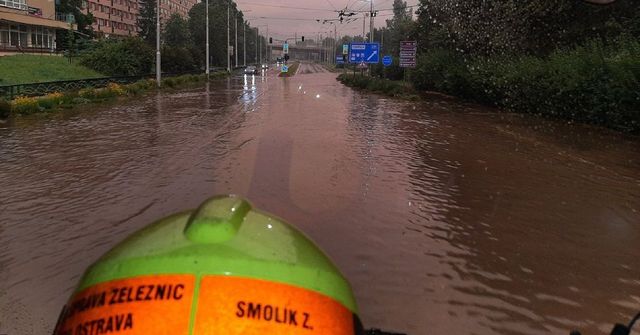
xmin=0 ymin=70 xmax=211 ymax=100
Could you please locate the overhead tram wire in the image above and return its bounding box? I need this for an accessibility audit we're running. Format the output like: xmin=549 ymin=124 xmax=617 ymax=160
xmin=237 ymin=2 xmax=336 ymax=12
xmin=324 ymin=0 xmax=338 ymax=10
xmin=246 ymin=16 xmax=326 ymax=21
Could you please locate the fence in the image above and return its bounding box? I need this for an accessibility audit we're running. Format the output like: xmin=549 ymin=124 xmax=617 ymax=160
xmin=0 ymin=70 xmax=212 ymax=100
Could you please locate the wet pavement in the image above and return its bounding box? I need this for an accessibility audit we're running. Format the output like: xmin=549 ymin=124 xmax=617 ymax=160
xmin=1 ymin=63 xmax=639 ymax=335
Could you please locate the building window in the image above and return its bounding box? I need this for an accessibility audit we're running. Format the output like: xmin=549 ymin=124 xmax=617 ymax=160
xmin=0 ymin=0 xmax=28 ymax=11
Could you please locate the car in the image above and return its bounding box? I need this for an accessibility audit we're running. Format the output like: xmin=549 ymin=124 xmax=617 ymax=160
xmin=261 ymin=64 xmax=269 ymax=69
xmin=244 ymin=66 xmax=257 ymax=74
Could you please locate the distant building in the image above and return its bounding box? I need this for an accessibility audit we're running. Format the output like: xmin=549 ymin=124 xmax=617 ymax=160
xmin=85 ymin=0 xmax=196 ymax=38
xmin=86 ymin=0 xmax=140 ymax=37
xmin=159 ymin=0 xmax=195 ymax=20
xmin=0 ymin=0 xmax=74 ymax=53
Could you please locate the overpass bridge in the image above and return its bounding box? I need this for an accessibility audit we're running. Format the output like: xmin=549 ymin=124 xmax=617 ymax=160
xmin=269 ymin=44 xmax=335 ymax=63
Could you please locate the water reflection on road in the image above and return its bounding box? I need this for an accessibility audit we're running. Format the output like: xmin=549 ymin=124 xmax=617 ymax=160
xmin=1 ymin=63 xmax=639 ymax=335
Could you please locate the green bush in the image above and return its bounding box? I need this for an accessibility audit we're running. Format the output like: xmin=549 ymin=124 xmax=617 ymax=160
xmin=0 ymin=98 xmax=10 ymax=118
xmin=37 ymin=97 xmax=56 ymax=110
xmin=338 ymin=74 xmax=414 ymax=98
xmin=161 ymin=46 xmax=198 ymax=73
xmin=34 ymin=92 xmax=64 ymax=110
xmin=412 ymin=49 xmax=474 ymax=97
xmin=80 ymin=38 xmax=154 ymax=76
xmin=411 ymin=39 xmax=640 ymax=132
xmin=78 ymin=87 xmax=97 ymax=99
xmin=71 ymin=97 xmax=91 ymax=105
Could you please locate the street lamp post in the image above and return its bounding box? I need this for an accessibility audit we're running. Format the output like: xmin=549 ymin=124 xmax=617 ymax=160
xmin=370 ymin=0 xmax=374 ymax=43
xmin=234 ymin=13 xmax=238 ymax=67
xmin=155 ymin=0 xmax=161 ymax=86
xmin=227 ymin=0 xmax=230 ymax=72
xmin=205 ymin=0 xmax=209 ymax=78
xmin=243 ymin=21 xmax=246 ymax=66
xmin=265 ymin=25 xmax=268 ymax=63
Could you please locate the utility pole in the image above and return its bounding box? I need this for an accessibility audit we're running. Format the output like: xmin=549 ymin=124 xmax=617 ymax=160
xmin=370 ymin=0 xmax=374 ymax=43
xmin=362 ymin=13 xmax=366 ymax=40
xmin=155 ymin=0 xmax=160 ymax=87
xmin=226 ymin=0 xmax=230 ymax=72
xmin=265 ymin=25 xmax=268 ymax=62
xmin=255 ymin=27 xmax=258 ymax=64
xmin=234 ymin=13 xmax=238 ymax=67
xmin=331 ymin=24 xmax=338 ymax=65
xmin=205 ymin=0 xmax=209 ymax=78
xmin=243 ymin=21 xmax=246 ymax=66
xmin=259 ymin=31 xmax=262 ymax=64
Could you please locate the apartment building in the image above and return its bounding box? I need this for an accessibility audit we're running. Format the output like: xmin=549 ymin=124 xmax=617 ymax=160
xmin=87 ymin=0 xmax=139 ymax=37
xmin=0 ymin=0 xmax=74 ymax=52
xmin=159 ymin=0 xmax=195 ymax=19
xmin=86 ymin=0 xmax=196 ymax=37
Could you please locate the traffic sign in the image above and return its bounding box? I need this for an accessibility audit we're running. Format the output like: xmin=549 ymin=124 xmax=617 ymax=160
xmin=283 ymin=43 xmax=289 ymax=54
xmin=382 ymin=55 xmax=392 ymax=67
xmin=336 ymin=55 xmax=345 ymax=64
xmin=281 ymin=64 xmax=288 ymax=73
xmin=349 ymin=42 xmax=380 ymax=64
xmin=399 ymin=40 xmax=417 ymax=68
xmin=342 ymin=44 xmax=349 ymax=55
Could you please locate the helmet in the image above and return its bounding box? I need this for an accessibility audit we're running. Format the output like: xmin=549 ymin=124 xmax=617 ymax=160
xmin=53 ymin=195 xmax=363 ymax=335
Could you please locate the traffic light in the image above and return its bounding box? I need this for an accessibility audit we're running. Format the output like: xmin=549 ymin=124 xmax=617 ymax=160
xmin=269 ymin=37 xmax=272 ymax=44
xmin=301 ymin=36 xmax=304 ymax=42
xmin=284 ymin=54 xmax=290 ymax=62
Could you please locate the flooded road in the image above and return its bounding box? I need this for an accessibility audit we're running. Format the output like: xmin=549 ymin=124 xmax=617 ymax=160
xmin=1 ymin=63 xmax=639 ymax=335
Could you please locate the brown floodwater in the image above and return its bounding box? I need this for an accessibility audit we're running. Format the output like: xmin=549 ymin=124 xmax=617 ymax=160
xmin=1 ymin=63 xmax=639 ymax=335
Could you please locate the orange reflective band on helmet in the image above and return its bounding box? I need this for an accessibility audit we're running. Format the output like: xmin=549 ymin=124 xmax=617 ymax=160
xmin=193 ymin=276 xmax=355 ymax=335
xmin=54 ymin=274 xmax=195 ymax=335
xmin=54 ymin=274 xmax=354 ymax=335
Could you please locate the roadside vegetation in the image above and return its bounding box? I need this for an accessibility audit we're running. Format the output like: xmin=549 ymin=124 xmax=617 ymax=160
xmin=0 ymin=55 xmax=102 ymax=85
xmin=337 ymin=73 xmax=418 ymax=100
xmin=336 ymin=0 xmax=640 ymax=133
xmin=60 ymin=1 xmax=263 ymax=78
xmin=278 ymin=62 xmax=300 ymax=77
xmin=0 ymin=73 xmax=227 ymax=118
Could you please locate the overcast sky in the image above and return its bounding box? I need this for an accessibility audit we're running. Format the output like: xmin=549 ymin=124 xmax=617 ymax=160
xmin=236 ymin=0 xmax=420 ymax=41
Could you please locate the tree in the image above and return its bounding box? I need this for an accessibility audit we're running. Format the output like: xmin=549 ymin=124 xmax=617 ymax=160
xmin=188 ymin=0 xmax=254 ymax=67
xmin=56 ymin=0 xmax=94 ymax=35
xmin=385 ymin=0 xmax=413 ymax=56
xmin=138 ymin=0 xmax=157 ymax=45
xmin=415 ymin=0 xmax=640 ymax=56
xmin=164 ymin=13 xmax=190 ymax=47
xmin=162 ymin=13 xmax=198 ymax=71
xmin=55 ymin=0 xmax=93 ymax=51
xmin=80 ymin=38 xmax=154 ymax=76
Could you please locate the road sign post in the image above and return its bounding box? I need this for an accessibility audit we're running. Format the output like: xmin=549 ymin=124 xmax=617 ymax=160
xmin=382 ymin=55 xmax=392 ymax=67
xmin=348 ymin=42 xmax=380 ymax=64
xmin=399 ymin=41 xmax=417 ymax=68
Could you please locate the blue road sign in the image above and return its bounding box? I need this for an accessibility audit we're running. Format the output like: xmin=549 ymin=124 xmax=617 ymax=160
xmin=281 ymin=65 xmax=289 ymax=73
xmin=336 ymin=55 xmax=345 ymax=64
xmin=383 ymin=55 xmax=392 ymax=67
xmin=349 ymin=43 xmax=380 ymax=64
